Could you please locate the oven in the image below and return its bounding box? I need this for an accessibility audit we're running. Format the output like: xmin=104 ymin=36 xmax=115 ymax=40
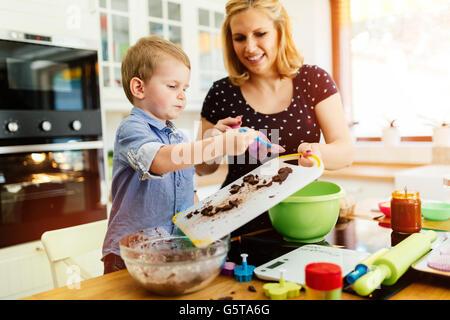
xmin=0 ymin=30 xmax=107 ymax=248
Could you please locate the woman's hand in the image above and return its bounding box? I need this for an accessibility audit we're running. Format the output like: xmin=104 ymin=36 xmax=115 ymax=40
xmin=297 ymin=142 xmax=322 ymax=167
xmin=215 ymin=115 xmax=242 ymax=131
xmin=204 ymin=116 xmax=242 ymax=139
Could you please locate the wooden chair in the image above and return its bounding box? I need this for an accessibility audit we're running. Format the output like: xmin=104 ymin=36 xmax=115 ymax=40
xmin=41 ymin=219 xmax=108 ymax=288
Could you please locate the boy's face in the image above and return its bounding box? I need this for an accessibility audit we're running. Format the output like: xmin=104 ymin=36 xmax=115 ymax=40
xmin=138 ymin=54 xmax=190 ymax=121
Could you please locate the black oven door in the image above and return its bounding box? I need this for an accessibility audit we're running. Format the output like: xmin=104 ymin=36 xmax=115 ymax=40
xmin=0 ymin=140 xmax=107 ymax=248
xmin=0 ymin=39 xmax=99 ymax=111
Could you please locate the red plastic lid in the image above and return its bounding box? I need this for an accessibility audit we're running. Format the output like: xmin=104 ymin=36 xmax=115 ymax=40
xmin=305 ymin=262 xmax=343 ymax=291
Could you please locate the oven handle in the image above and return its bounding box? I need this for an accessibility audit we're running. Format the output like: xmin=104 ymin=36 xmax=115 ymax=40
xmin=0 ymin=140 xmax=104 ymax=154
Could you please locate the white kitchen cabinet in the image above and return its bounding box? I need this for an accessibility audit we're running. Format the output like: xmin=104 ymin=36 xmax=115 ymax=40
xmin=0 ymin=0 xmax=98 ymax=44
xmin=0 ymin=241 xmax=53 ymax=300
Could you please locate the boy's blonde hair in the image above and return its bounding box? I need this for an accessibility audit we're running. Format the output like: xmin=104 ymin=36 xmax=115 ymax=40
xmin=222 ymin=0 xmax=303 ymax=86
xmin=121 ymin=36 xmax=191 ymax=104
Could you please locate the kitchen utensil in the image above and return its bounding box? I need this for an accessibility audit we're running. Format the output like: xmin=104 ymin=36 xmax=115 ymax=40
xmin=441 ymin=243 xmax=450 ymax=255
xmin=238 ymin=128 xmax=286 ymax=152
xmin=221 ymin=262 xmax=236 ymax=276
xmin=234 ymin=253 xmax=255 ymax=282
xmin=353 ymin=230 xmax=437 ymax=296
xmin=427 ymin=254 xmax=450 ymax=272
xmin=378 ymin=201 xmax=391 ymax=217
xmin=238 ymin=127 xmax=286 ymax=161
xmin=254 ymin=244 xmax=370 ymax=284
xmin=173 ymin=153 xmax=324 ymax=248
xmin=238 ymin=127 xmax=273 ymax=148
xmin=345 ymin=248 xmax=389 ymax=284
xmin=119 ymin=228 xmax=229 ymax=296
xmin=411 ymin=232 xmax=450 ymax=278
xmin=263 ymin=269 xmax=301 ymax=300
xmin=268 ymin=180 xmax=345 ymax=243
xmin=422 ymin=201 xmax=450 ymax=221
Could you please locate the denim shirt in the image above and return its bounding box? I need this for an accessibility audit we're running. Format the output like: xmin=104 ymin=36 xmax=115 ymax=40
xmin=102 ymin=107 xmax=194 ymax=259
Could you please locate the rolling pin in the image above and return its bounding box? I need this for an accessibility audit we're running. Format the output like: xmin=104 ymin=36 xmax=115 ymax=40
xmin=354 ymin=230 xmax=437 ymax=296
xmin=345 ymin=248 xmax=389 ymax=285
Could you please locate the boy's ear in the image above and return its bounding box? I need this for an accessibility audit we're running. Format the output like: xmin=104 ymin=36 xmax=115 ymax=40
xmin=130 ymin=77 xmax=145 ymax=100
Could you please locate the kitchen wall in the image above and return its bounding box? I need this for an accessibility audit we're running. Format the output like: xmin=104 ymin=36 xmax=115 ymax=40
xmin=1 ymin=0 xmax=444 ymax=161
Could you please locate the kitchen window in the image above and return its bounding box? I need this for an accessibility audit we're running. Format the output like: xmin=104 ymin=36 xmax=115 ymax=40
xmin=98 ymin=0 xmax=130 ymax=88
xmin=147 ymin=0 xmax=183 ymax=47
xmin=331 ymin=0 xmax=450 ymax=140
xmin=197 ymin=8 xmax=227 ymax=92
xmin=98 ymin=0 xmax=228 ymax=106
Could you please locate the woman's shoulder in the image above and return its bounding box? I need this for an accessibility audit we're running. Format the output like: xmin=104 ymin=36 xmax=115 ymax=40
xmin=295 ymin=64 xmax=338 ymax=103
xmin=296 ymin=64 xmax=331 ymax=77
xmin=209 ymin=76 xmax=235 ymax=90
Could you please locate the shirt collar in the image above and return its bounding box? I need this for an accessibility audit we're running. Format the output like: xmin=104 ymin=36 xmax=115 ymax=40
xmin=131 ymin=107 xmax=182 ymax=138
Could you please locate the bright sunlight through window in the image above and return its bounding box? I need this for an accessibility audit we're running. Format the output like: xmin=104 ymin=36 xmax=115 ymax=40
xmin=351 ymin=0 xmax=450 ymax=138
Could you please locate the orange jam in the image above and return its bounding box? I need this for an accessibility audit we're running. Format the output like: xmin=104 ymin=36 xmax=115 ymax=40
xmin=390 ymin=190 xmax=422 ymax=233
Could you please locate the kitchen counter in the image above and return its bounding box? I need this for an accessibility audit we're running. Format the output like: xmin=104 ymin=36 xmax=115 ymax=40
xmin=323 ymin=162 xmax=423 ymax=182
xmin=196 ymin=162 xmax=424 ymax=186
xmin=24 ymin=201 xmax=450 ymax=301
xmin=22 ymin=266 xmax=450 ymax=300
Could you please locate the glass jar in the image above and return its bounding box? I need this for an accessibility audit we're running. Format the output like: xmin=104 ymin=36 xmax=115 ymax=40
xmin=390 ymin=189 xmax=422 ymax=233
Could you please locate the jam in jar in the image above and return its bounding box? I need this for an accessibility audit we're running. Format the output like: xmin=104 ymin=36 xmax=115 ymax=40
xmin=390 ymin=189 xmax=422 ymax=233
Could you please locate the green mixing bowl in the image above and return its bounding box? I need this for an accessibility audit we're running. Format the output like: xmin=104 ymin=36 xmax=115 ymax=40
xmin=268 ymin=181 xmax=345 ymax=243
xmin=422 ymin=201 xmax=450 ymax=221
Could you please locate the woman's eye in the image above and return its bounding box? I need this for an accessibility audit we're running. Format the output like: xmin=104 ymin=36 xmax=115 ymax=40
xmin=255 ymin=32 xmax=266 ymax=37
xmin=168 ymin=84 xmax=176 ymax=89
xmin=233 ymin=36 xmax=245 ymax=42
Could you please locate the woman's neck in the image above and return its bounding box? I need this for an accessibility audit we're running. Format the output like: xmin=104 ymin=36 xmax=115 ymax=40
xmin=246 ymin=73 xmax=287 ymax=93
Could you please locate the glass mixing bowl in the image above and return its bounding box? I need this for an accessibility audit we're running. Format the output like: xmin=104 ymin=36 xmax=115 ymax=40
xmin=119 ymin=228 xmax=229 ymax=296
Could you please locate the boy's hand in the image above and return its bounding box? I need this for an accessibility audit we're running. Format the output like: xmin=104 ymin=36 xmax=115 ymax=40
xmin=222 ymin=127 xmax=258 ymax=156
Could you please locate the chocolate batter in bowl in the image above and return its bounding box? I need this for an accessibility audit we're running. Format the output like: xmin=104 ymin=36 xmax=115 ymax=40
xmin=119 ymin=228 xmax=229 ymax=296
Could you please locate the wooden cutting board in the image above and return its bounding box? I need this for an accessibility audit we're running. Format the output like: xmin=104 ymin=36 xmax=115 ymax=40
xmin=173 ymin=154 xmax=324 ymax=248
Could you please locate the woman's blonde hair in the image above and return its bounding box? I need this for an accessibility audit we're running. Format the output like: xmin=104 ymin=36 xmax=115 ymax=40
xmin=222 ymin=0 xmax=303 ymax=86
xmin=121 ymin=36 xmax=190 ymax=104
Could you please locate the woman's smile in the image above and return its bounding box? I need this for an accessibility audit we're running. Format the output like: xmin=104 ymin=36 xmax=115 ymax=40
xmin=246 ymin=53 xmax=265 ymax=64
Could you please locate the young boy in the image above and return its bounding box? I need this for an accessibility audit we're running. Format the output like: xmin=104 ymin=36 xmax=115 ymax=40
xmin=102 ymin=36 xmax=257 ymax=274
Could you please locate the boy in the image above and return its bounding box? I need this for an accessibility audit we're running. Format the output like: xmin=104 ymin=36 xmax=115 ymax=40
xmin=102 ymin=36 xmax=257 ymax=274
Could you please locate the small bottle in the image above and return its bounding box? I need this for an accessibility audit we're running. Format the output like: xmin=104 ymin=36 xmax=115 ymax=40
xmin=390 ymin=189 xmax=422 ymax=234
xmin=305 ymin=262 xmax=342 ymax=300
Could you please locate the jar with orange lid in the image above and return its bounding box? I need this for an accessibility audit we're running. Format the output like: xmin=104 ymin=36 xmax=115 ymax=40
xmin=390 ymin=189 xmax=422 ymax=233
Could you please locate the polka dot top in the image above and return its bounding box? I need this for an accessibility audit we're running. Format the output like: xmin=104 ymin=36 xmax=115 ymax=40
xmin=201 ymin=64 xmax=338 ymax=188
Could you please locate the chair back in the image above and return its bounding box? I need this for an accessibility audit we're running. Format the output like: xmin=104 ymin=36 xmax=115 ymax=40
xmin=41 ymin=219 xmax=108 ymax=288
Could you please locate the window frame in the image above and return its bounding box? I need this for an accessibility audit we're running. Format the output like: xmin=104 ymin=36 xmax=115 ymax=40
xmin=196 ymin=6 xmax=227 ymax=94
xmin=329 ymin=0 xmax=433 ymax=142
xmin=98 ymin=0 xmax=131 ymax=89
xmin=98 ymin=0 xmax=227 ymax=111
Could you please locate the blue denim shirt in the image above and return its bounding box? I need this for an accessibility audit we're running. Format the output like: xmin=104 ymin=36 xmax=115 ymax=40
xmin=102 ymin=107 xmax=194 ymax=259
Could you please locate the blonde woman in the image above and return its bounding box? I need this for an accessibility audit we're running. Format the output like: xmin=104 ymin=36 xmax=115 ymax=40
xmin=195 ymin=0 xmax=353 ymax=250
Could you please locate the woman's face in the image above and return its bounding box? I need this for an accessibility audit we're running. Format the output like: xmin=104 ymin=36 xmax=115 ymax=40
xmin=229 ymin=8 xmax=279 ymax=77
